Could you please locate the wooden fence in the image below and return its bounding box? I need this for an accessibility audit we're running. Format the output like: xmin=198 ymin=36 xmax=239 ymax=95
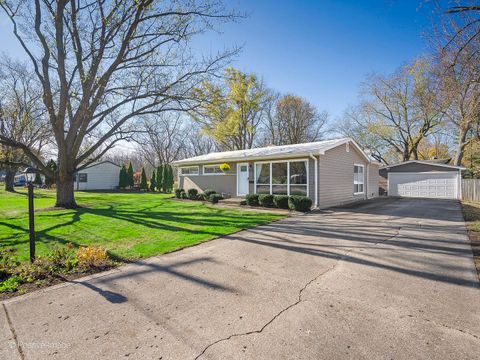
xmin=462 ymin=179 xmax=480 ymax=202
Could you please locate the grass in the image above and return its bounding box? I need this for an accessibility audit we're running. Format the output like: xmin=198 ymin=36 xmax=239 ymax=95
xmin=0 ymin=189 xmax=284 ymax=263
xmin=461 ymin=201 xmax=480 ymax=278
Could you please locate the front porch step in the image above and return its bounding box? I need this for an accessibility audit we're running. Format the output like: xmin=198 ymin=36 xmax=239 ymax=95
xmin=219 ymin=197 xmax=245 ymax=206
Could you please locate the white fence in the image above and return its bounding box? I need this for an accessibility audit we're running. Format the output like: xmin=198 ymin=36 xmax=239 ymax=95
xmin=462 ymin=179 xmax=480 ymax=202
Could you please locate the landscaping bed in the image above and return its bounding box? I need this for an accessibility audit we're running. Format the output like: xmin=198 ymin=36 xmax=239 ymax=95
xmin=175 ymin=188 xmax=313 ymax=212
xmin=461 ymin=201 xmax=480 ymax=280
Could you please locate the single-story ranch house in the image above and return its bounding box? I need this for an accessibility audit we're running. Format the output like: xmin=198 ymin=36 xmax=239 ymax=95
xmin=173 ymin=138 xmax=381 ymax=209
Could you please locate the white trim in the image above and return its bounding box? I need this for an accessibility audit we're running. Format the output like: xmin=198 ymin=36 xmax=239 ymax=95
xmin=236 ymin=163 xmax=249 ymax=196
xmin=363 ymin=163 xmax=370 ymax=199
xmin=380 ymin=160 xmax=466 ymax=170
xmin=179 ymin=166 xmax=199 ymax=176
xmin=172 ymin=137 xmax=377 ymax=166
xmin=309 ymin=153 xmax=318 ymax=207
xmin=457 ymin=170 xmax=462 ymax=200
xmin=253 ymin=158 xmax=309 ymax=197
xmin=202 ymin=164 xmax=225 ymax=176
xmin=353 ymin=163 xmax=365 ymax=195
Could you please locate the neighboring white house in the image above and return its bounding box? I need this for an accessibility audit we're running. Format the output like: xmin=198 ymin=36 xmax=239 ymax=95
xmin=74 ymin=161 xmax=120 ymax=191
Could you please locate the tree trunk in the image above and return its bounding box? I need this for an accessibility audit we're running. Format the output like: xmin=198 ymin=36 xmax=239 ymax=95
xmin=4 ymin=167 xmax=16 ymax=192
xmin=55 ymin=165 xmax=77 ymax=208
xmin=453 ymin=126 xmax=469 ymax=166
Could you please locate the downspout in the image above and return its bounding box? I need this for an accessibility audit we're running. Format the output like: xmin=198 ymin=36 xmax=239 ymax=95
xmin=309 ymin=153 xmax=318 ymax=208
xmin=366 ymin=163 xmax=370 ymax=200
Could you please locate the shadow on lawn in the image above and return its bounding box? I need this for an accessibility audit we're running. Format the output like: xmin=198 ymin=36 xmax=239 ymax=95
xmin=0 ymin=203 xmax=274 ymax=252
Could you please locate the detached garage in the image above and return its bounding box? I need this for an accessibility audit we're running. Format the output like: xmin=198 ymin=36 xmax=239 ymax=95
xmin=380 ymin=160 xmax=465 ymax=200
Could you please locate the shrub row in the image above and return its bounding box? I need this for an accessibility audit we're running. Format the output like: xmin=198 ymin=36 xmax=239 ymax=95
xmin=245 ymin=194 xmax=312 ymax=212
xmin=175 ymin=188 xmax=223 ymax=204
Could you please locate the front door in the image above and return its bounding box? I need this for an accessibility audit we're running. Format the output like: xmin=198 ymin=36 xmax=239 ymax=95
xmin=237 ymin=163 xmax=249 ymax=196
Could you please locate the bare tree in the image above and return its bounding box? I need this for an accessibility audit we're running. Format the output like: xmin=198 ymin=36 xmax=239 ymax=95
xmin=343 ymin=58 xmax=445 ymax=162
xmin=443 ymin=1 xmax=480 ymax=65
xmin=431 ymin=1 xmax=480 ymax=165
xmin=0 ymin=58 xmax=50 ymax=191
xmin=135 ymin=113 xmax=189 ymax=167
xmin=0 ymin=0 xmax=238 ymax=207
xmin=262 ymin=94 xmax=328 ymax=145
xmin=183 ymin=125 xmax=217 ymax=157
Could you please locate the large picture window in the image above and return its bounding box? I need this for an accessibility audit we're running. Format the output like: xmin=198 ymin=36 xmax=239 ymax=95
xmin=354 ymin=164 xmax=364 ymax=194
xmin=180 ymin=166 xmax=199 ymax=176
xmin=255 ymin=160 xmax=308 ymax=197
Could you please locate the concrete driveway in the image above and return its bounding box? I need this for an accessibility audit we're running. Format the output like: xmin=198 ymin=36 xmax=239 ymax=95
xmin=1 ymin=198 xmax=479 ymax=359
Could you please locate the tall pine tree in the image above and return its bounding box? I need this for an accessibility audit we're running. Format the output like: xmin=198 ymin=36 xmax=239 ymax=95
xmin=156 ymin=164 xmax=163 ymax=192
xmin=127 ymin=162 xmax=134 ymax=189
xmin=162 ymin=165 xmax=168 ymax=192
xmin=164 ymin=164 xmax=174 ymax=192
xmin=150 ymin=169 xmax=156 ymax=192
xmin=140 ymin=167 xmax=148 ymax=191
xmin=119 ymin=165 xmax=127 ymax=189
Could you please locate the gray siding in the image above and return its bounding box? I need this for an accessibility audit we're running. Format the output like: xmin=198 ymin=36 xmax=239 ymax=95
xmin=178 ymin=162 xmax=237 ymax=197
xmin=367 ymin=164 xmax=379 ymax=199
xmin=318 ymin=143 xmax=369 ymax=209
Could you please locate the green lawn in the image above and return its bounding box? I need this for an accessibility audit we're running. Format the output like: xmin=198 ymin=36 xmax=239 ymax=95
xmin=461 ymin=201 xmax=480 ymax=278
xmin=0 ymin=189 xmax=283 ymax=263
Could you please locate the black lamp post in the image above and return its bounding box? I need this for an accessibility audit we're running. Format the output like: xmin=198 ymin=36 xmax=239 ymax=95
xmin=23 ymin=166 xmax=37 ymax=263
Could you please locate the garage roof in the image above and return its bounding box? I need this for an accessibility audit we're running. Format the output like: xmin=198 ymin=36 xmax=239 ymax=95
xmin=173 ymin=137 xmax=377 ymax=166
xmin=380 ymin=160 xmax=466 ymax=170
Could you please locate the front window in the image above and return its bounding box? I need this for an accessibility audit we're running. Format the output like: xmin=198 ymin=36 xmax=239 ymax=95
xmin=74 ymin=173 xmax=88 ymax=182
xmin=272 ymin=162 xmax=288 ymax=195
xmin=203 ymin=164 xmax=224 ymax=175
xmin=180 ymin=166 xmax=199 ymax=175
xmin=255 ymin=163 xmax=270 ymax=194
xmin=354 ymin=164 xmax=364 ymax=194
xmin=255 ymin=160 xmax=308 ymax=196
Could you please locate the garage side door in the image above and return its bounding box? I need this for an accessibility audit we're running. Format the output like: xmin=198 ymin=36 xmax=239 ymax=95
xmin=389 ymin=172 xmax=458 ymax=199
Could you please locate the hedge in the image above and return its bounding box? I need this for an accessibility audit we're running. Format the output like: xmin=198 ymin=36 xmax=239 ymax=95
xmin=175 ymin=188 xmax=184 ymax=198
xmin=209 ymin=194 xmax=223 ymax=204
xmin=273 ymin=195 xmax=289 ymax=209
xmin=258 ymin=194 xmax=274 ymax=207
xmin=288 ymin=195 xmax=312 ymax=212
xmin=245 ymin=194 xmax=259 ymax=206
xmin=187 ymin=188 xmax=198 ymax=200
xmin=204 ymin=189 xmax=217 ymax=197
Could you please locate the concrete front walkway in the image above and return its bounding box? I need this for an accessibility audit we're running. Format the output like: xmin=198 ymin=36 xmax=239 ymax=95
xmin=1 ymin=198 xmax=479 ymax=359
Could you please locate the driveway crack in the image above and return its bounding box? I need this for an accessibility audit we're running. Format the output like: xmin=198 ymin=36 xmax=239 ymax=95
xmin=374 ymin=226 xmax=402 ymax=245
xmin=193 ymin=261 xmax=341 ymax=360
xmin=2 ymin=303 xmax=24 ymax=360
xmin=420 ymin=317 xmax=480 ymax=341
xmin=194 ymin=225 xmax=403 ymax=359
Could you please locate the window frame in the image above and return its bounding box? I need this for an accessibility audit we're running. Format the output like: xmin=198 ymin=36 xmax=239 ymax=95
xmin=353 ymin=163 xmax=365 ymax=195
xmin=179 ymin=166 xmax=199 ymax=176
xmin=202 ymin=164 xmax=225 ymax=176
xmin=254 ymin=159 xmax=309 ymax=197
xmin=78 ymin=173 xmax=88 ymax=183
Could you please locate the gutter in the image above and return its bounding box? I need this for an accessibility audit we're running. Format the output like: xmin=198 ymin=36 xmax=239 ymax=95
xmin=309 ymin=153 xmax=318 ymax=208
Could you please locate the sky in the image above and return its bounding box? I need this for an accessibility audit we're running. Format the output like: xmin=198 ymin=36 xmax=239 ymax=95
xmin=0 ymin=0 xmax=435 ymax=122
xmin=192 ymin=0 xmax=435 ymax=120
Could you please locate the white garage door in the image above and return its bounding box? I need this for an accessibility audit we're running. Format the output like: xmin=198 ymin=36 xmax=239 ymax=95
xmin=389 ymin=172 xmax=458 ymax=199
